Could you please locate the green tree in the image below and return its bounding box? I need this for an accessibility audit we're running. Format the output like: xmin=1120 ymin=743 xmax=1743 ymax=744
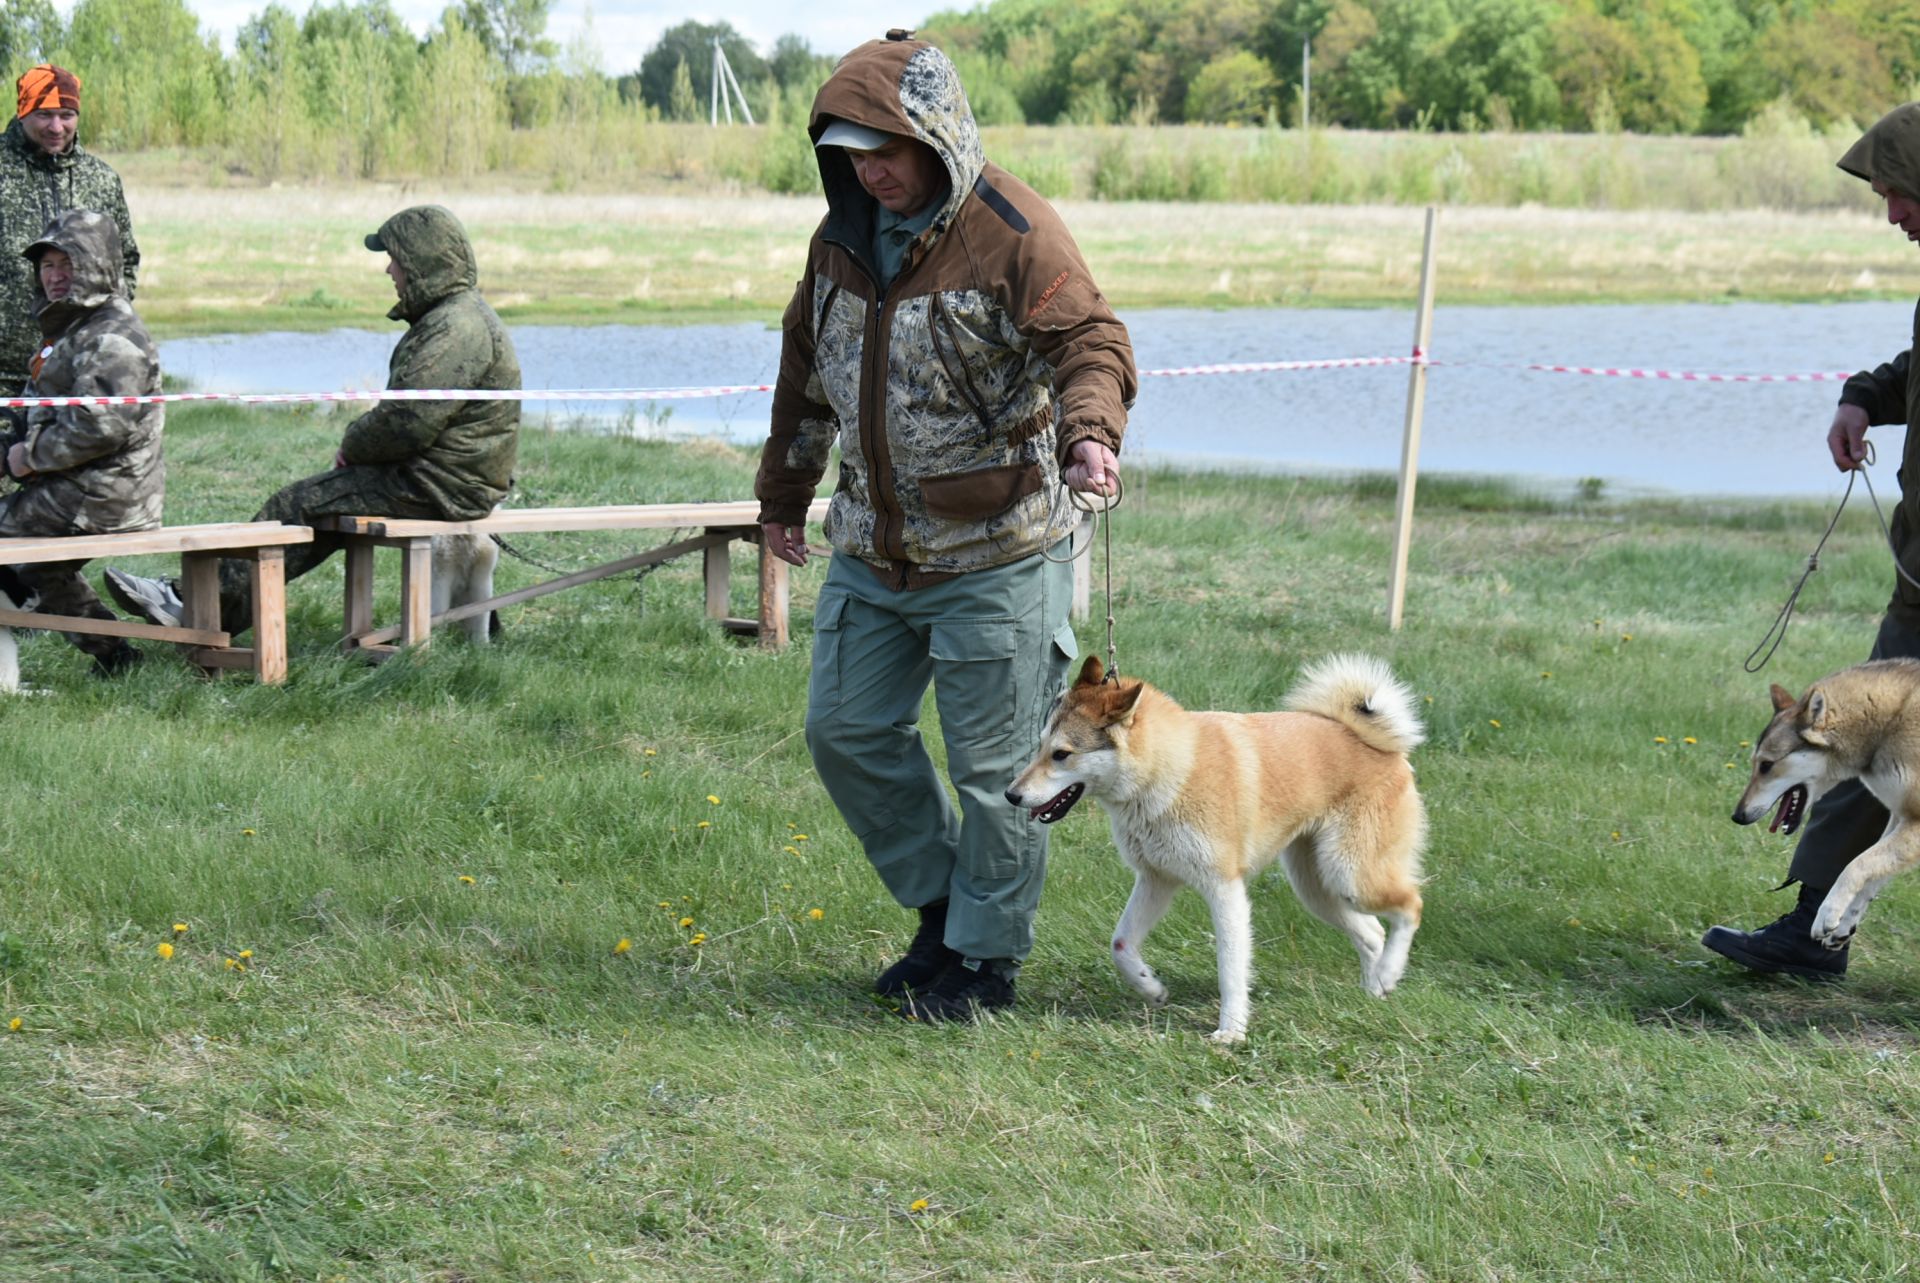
xmin=0 ymin=0 xmax=62 ymax=69
xmin=232 ymin=3 xmax=310 ymax=179
xmin=419 ymin=11 xmax=503 ymax=175
xmin=458 ymin=0 xmax=554 ymax=74
xmin=637 ymin=20 xmax=765 ymax=118
xmin=1185 ymin=49 xmax=1278 ymax=124
xmin=666 ymin=53 xmax=697 ymax=122
xmin=297 ymin=1 xmax=419 ymax=178
xmin=1742 ymin=13 xmax=1894 ymax=130
xmin=62 ymin=0 xmax=226 ymax=147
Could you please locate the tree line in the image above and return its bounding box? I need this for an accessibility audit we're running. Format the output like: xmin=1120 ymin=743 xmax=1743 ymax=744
xmin=0 ymin=0 xmax=1910 ymax=188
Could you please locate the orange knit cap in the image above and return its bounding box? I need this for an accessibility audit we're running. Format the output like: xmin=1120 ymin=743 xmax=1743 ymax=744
xmin=16 ymin=65 xmax=80 ymax=118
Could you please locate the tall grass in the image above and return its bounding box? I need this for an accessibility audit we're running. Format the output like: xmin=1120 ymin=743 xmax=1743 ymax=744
xmin=3 ymin=406 xmax=1919 ymax=1279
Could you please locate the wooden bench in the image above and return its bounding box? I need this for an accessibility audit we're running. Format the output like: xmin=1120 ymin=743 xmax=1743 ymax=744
xmin=315 ymin=499 xmax=832 ymax=660
xmin=0 ymin=521 xmax=315 ymax=684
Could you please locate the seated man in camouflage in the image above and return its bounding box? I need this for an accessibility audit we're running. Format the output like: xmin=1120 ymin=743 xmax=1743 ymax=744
xmin=106 ymin=204 xmax=519 ymax=638
xmin=0 ymin=208 xmax=163 ymax=678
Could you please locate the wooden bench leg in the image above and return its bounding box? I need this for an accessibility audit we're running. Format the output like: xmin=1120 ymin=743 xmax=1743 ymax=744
xmin=399 ymin=537 xmax=433 ymax=649
xmin=703 ymin=539 xmax=731 ymax=620
xmin=757 ymin=536 xmax=790 ymax=650
xmin=180 ymin=552 xmax=220 ymax=634
xmin=343 ymin=538 xmax=374 ymax=649
xmin=250 ymin=548 xmax=288 ymax=684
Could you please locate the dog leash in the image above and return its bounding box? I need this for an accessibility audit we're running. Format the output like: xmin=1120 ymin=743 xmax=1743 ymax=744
xmin=1044 ymin=475 xmax=1124 ymax=682
xmin=1746 ymin=441 xmax=1920 ymax=672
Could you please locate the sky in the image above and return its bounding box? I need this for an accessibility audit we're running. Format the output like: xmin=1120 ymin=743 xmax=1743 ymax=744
xmin=54 ymin=2 xmax=941 ymax=77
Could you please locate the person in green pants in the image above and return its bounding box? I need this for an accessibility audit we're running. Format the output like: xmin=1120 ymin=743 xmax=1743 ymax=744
xmin=756 ymin=31 xmax=1136 ymax=1023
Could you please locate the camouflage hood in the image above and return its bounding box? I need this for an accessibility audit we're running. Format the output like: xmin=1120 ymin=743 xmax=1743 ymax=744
xmin=370 ymin=204 xmax=479 ymax=323
xmin=25 ymin=207 xmax=125 ymax=329
xmin=1839 ymin=103 xmax=1920 ymax=197
xmin=810 ymin=34 xmax=986 ymax=272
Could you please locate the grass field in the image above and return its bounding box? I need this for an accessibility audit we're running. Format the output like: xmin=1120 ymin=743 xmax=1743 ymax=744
xmin=4 ymin=407 xmax=1920 ymax=1279
xmin=124 ymin=184 xmax=1912 ymax=336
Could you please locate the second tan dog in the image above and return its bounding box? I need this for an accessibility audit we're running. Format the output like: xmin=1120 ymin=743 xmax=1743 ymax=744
xmin=1006 ymin=654 xmax=1427 ymax=1042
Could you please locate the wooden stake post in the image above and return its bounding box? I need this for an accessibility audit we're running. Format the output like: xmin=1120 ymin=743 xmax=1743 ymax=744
xmin=1386 ymin=207 xmax=1440 ymax=631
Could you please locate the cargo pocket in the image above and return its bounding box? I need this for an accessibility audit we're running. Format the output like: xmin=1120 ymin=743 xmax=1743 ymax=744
xmin=930 ymin=617 xmax=1019 ymax=747
xmin=806 ymin=591 xmax=849 ymax=712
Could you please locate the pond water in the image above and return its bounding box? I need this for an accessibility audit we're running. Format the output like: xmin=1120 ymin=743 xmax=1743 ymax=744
xmin=158 ymin=300 xmax=1918 ymax=499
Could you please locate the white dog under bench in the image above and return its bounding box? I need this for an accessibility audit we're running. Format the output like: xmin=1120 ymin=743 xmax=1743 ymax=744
xmin=314 ymin=498 xmax=833 ymax=659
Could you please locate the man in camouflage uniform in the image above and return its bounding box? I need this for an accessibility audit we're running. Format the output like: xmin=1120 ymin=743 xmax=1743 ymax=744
xmin=756 ymin=32 xmax=1135 ymax=1023
xmin=0 ymin=208 xmax=162 ymax=677
xmin=106 ymin=204 xmax=519 ymax=638
xmin=0 ymin=65 xmax=138 ymax=395
xmin=1704 ymin=103 xmax=1920 ymax=980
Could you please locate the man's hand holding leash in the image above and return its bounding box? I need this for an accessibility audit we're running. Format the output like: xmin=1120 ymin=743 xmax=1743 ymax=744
xmin=1829 ymin=403 xmax=1870 ymax=472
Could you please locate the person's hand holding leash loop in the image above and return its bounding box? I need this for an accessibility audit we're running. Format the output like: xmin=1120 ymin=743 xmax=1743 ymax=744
xmin=1065 ymin=439 xmax=1119 ymax=501
xmin=1829 ymin=403 xmax=1870 ymax=472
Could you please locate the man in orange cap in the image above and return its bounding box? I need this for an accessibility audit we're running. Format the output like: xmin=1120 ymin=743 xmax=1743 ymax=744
xmin=0 ymin=64 xmax=139 ymax=397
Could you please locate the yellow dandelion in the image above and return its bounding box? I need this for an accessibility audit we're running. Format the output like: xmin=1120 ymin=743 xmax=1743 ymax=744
xmin=909 ymin=1198 xmax=930 ymax=1213
xmin=241 ymin=828 xmax=256 ymax=836
xmin=1621 ymin=633 xmax=1634 ymax=642
xmin=1703 ymin=1167 xmax=1714 ymax=1180
xmin=657 ymin=901 xmax=672 ymax=909
xmin=641 ymin=770 xmax=651 ymax=778
xmin=679 ymin=917 xmax=694 ymax=928
xmin=1566 ymin=917 xmax=1582 ymax=927
xmin=613 ymin=938 xmax=632 ymax=955
xmin=706 ymin=795 xmax=721 ymax=805
xmin=690 ymin=933 xmax=707 ymax=946
xmin=1611 ymin=831 xmax=1621 ymax=840
xmin=696 ymin=821 xmax=711 ymax=830
xmin=787 ymin=821 xmax=797 ymax=828
xmin=644 ymin=748 xmax=658 ymax=756
xmin=1488 ymin=719 xmax=1501 ymax=729
xmin=782 ymin=883 xmax=793 ymax=890
xmin=156 ymin=942 xmax=174 ymax=960
xmin=172 ymin=923 xmax=188 ymax=935
xmin=1683 ymin=737 xmax=1698 ymax=746
xmin=1424 ymin=695 xmax=1433 ymax=703
xmin=794 ymin=834 xmax=810 ymax=841
xmin=783 ymin=845 xmax=801 ymax=855
xmin=1540 ymin=671 xmax=1552 ymax=679
xmin=458 ymin=875 xmax=476 ymax=885
xmin=7 ymin=1017 xmax=20 ymax=1032
xmin=238 ymin=950 xmax=252 ymax=960
xmin=1653 ymin=736 xmax=1668 ymax=745
xmin=225 ymin=957 xmax=239 ymax=970
xmin=808 ymin=908 xmax=824 ymax=921
xmin=1824 ymin=1152 xmax=1836 ymax=1164
xmin=1739 ymin=741 xmax=1751 ymax=748
xmin=1725 ymin=762 xmax=1737 ymax=770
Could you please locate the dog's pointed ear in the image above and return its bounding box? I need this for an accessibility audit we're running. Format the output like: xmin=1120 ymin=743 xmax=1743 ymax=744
xmin=1799 ymin=688 xmax=1831 ymax=744
xmin=1098 ymin=678 xmax=1146 ymax=727
xmin=1769 ymin=683 xmax=1798 ymax=712
xmin=1076 ymin=654 xmax=1105 ymax=688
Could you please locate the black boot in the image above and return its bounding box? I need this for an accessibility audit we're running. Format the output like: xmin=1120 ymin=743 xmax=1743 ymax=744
xmin=898 ymin=957 xmax=1017 ymax=1023
xmin=874 ymin=899 xmax=958 ymax=997
xmin=1701 ymin=883 xmax=1849 ymax=980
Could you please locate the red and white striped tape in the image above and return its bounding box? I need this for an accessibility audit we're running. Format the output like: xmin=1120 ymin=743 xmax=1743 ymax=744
xmin=0 ymin=351 xmax=1858 ymax=409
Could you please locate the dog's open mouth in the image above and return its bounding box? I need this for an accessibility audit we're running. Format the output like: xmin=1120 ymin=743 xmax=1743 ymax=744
xmin=1771 ymin=784 xmax=1808 ymax=835
xmin=1030 ymin=783 xmax=1085 ymax=824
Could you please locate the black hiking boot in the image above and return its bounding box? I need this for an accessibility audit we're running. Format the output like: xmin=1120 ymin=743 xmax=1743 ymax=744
xmin=897 ymin=958 xmax=1017 ymax=1024
xmin=874 ymin=899 xmax=958 ymax=997
xmin=1701 ymin=883 xmax=1849 ymax=980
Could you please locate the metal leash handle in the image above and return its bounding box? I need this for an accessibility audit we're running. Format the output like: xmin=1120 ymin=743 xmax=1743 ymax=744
xmin=1745 ymin=441 xmax=1920 ymax=672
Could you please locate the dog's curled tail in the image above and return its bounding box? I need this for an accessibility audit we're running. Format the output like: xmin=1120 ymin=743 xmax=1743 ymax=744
xmin=1283 ymin=654 xmax=1425 ymax=754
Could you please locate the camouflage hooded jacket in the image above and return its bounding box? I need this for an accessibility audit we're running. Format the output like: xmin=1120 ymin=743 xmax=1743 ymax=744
xmin=0 ymin=119 xmax=139 ymax=392
xmin=755 ymin=34 xmax=1137 ymax=587
xmin=0 ymin=208 xmax=162 ymax=537
xmin=339 ymin=205 xmax=520 ymax=521
xmin=1835 ymin=103 xmax=1920 ymax=624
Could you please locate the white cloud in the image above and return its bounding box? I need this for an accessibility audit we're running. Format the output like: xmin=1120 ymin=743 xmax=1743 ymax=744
xmin=53 ymin=2 xmax=934 ymax=77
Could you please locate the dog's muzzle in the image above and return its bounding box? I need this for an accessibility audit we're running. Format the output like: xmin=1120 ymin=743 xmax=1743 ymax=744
xmin=1020 ymin=783 xmax=1085 ymax=824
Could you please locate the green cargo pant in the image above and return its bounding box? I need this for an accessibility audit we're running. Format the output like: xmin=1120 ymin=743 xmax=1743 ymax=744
xmin=805 ymin=549 xmax=1078 ymax=965
xmin=214 ymin=464 xmax=444 ymax=636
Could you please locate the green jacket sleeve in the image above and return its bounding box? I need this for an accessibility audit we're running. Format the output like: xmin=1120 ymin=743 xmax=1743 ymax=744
xmin=755 ymin=273 xmax=837 ymax=527
xmin=1839 ymin=349 xmax=1910 ymax=426
xmin=340 ymin=304 xmax=492 ymax=465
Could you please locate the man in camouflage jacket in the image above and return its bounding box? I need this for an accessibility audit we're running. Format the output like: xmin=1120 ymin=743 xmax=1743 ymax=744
xmin=1703 ymin=102 xmax=1920 ymax=980
xmin=755 ymin=31 xmax=1136 ymax=1023
xmin=0 ymin=208 xmax=162 ymax=677
xmin=107 ymin=204 xmax=519 ymax=638
xmin=0 ymin=65 xmax=139 ymax=394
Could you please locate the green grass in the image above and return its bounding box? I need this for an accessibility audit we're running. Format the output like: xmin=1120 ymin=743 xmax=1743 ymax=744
xmin=4 ymin=409 xmax=1920 ymax=1280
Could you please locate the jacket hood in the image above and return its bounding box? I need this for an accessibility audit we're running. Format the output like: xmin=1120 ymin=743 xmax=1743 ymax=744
xmin=810 ymin=35 xmax=985 ymax=262
xmin=370 ymin=204 xmax=478 ymax=322
xmin=1839 ymin=103 xmax=1920 ymax=198
xmin=26 ymin=208 xmax=124 ymax=320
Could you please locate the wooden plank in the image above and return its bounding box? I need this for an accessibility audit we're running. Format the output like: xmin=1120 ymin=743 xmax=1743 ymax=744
xmin=757 ymin=534 xmax=790 ymax=650
xmin=0 ymin=521 xmax=312 ymax=563
xmin=347 ymin=533 xmax=728 ymax=649
xmin=251 ymin=548 xmax=288 ymax=684
xmin=185 ymin=647 xmax=257 ymax=671
xmin=0 ymin=605 xmax=227 ymax=646
xmin=315 ymin=498 xmax=826 ymax=541
xmin=703 ymin=540 xmax=731 ymax=619
xmin=399 ymin=538 xmax=432 ymax=649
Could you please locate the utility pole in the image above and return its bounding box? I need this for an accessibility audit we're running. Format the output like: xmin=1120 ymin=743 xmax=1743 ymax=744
xmin=1301 ymin=38 xmax=1311 ymax=131
xmin=710 ymin=37 xmax=756 ymax=126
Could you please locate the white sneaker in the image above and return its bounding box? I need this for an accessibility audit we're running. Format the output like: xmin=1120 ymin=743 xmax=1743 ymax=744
xmin=103 ymin=568 xmax=185 ymax=629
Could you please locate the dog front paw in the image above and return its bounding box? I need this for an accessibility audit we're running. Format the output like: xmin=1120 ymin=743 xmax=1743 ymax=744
xmin=1812 ymin=895 xmax=1863 ymax=950
xmin=1205 ymin=1027 xmax=1246 ymax=1045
